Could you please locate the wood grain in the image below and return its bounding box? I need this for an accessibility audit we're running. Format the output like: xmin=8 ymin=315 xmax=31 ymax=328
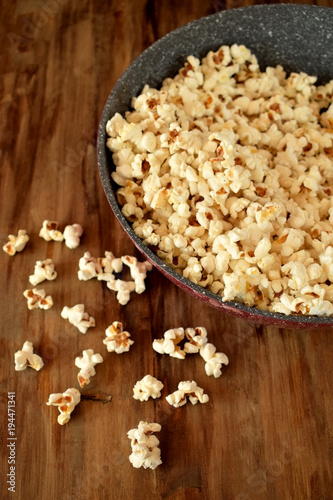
xmin=1 ymin=1 xmax=333 ymax=499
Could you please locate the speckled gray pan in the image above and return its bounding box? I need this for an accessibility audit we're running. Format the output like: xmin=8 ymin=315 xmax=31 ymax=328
xmin=97 ymin=4 xmax=333 ymax=328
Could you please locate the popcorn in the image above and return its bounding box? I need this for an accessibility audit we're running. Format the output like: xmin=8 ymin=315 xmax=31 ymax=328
xmin=39 ymin=220 xmax=64 ymax=241
xmin=75 ymin=349 xmax=103 ymax=388
xmin=127 ymin=421 xmax=162 ymax=469
xmin=78 ymin=250 xmax=150 ymax=304
xmin=99 ymin=251 xmax=123 ymax=274
xmin=46 ymin=388 xmax=81 ymax=425
xmin=29 ymin=259 xmax=57 ymax=286
xmin=106 ymin=43 xmax=333 ymax=316
xmin=166 ymin=380 xmax=209 ymax=407
xmin=14 ymin=341 xmax=44 ymax=371
xmin=199 ymin=343 xmax=229 ymax=378
xmin=184 ymin=326 xmax=208 ymax=353
xmin=103 ymin=321 xmax=134 ymax=353
xmin=121 ymin=255 xmax=153 ymax=293
xmin=61 ymin=304 xmax=95 ymax=334
xmin=133 ymin=375 xmax=164 ymax=401
xmin=78 ymin=251 xmax=103 ymax=280
xmin=23 ymin=288 xmax=53 ymax=310
xmin=106 ymin=278 xmax=136 ymax=305
xmin=63 ymin=223 xmax=83 ymax=249
xmin=3 ymin=229 xmax=29 ymax=255
xmin=152 ymin=328 xmax=186 ymax=359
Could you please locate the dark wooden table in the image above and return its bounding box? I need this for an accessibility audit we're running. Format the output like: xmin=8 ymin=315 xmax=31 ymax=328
xmin=1 ymin=1 xmax=333 ymax=499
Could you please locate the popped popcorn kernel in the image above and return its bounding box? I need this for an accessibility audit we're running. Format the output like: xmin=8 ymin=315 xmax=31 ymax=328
xmin=29 ymin=258 xmax=57 ymax=286
xmin=78 ymin=251 xmax=103 ymax=281
xmin=200 ymin=343 xmax=229 ymax=378
xmin=61 ymin=304 xmax=95 ymax=334
xmin=166 ymin=380 xmax=209 ymax=407
xmin=23 ymin=288 xmax=53 ymax=310
xmin=3 ymin=229 xmax=29 ymax=255
xmin=14 ymin=341 xmax=44 ymax=371
xmin=46 ymin=388 xmax=81 ymax=425
xmin=184 ymin=326 xmax=208 ymax=354
xmin=98 ymin=251 xmax=123 ymax=274
xmin=152 ymin=327 xmax=186 ymax=359
xmin=106 ymin=278 xmax=136 ymax=305
xmin=75 ymin=349 xmax=103 ymax=388
xmin=63 ymin=223 xmax=83 ymax=249
xmin=39 ymin=220 xmax=64 ymax=242
xmin=127 ymin=421 xmax=162 ymax=469
xmin=133 ymin=375 xmax=164 ymax=401
xmin=121 ymin=255 xmax=153 ymax=293
xmin=103 ymin=321 xmax=134 ymax=353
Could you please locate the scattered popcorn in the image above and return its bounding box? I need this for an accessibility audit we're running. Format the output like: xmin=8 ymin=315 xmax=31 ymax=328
xmin=166 ymin=380 xmax=209 ymax=407
xmin=23 ymin=288 xmax=53 ymax=310
xmin=106 ymin=278 xmax=136 ymax=305
xmin=14 ymin=341 xmax=44 ymax=371
xmin=29 ymin=258 xmax=57 ymax=286
xmin=61 ymin=304 xmax=95 ymax=334
xmin=184 ymin=326 xmax=208 ymax=354
xmin=152 ymin=328 xmax=186 ymax=359
xmin=200 ymin=343 xmax=229 ymax=378
xmin=39 ymin=220 xmax=64 ymax=241
xmin=121 ymin=255 xmax=153 ymax=293
xmin=133 ymin=375 xmax=164 ymax=401
xmin=98 ymin=251 xmax=123 ymax=275
xmin=78 ymin=251 xmax=103 ymax=280
xmin=3 ymin=229 xmax=29 ymax=255
xmin=63 ymin=223 xmax=83 ymax=249
xmin=127 ymin=421 xmax=162 ymax=469
xmin=46 ymin=388 xmax=81 ymax=425
xmin=75 ymin=349 xmax=103 ymax=388
xmin=103 ymin=321 xmax=134 ymax=353
xmin=106 ymin=44 xmax=333 ymax=316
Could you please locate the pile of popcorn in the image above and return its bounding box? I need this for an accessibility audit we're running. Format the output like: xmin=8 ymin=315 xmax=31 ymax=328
xmin=106 ymin=44 xmax=333 ymax=316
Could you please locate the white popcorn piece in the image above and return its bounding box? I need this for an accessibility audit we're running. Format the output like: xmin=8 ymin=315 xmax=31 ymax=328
xmin=127 ymin=421 xmax=162 ymax=470
xmin=133 ymin=375 xmax=164 ymax=401
xmin=61 ymin=304 xmax=95 ymax=334
xmin=63 ymin=223 xmax=83 ymax=249
xmin=3 ymin=229 xmax=29 ymax=255
xmin=29 ymin=258 xmax=57 ymax=286
xmin=39 ymin=220 xmax=64 ymax=241
xmin=121 ymin=255 xmax=153 ymax=294
xmin=106 ymin=43 xmax=333 ymax=317
xmin=106 ymin=278 xmax=136 ymax=305
xmin=46 ymin=388 xmax=81 ymax=425
xmin=78 ymin=250 xmax=123 ymax=282
xmin=166 ymin=380 xmax=209 ymax=407
xmin=98 ymin=251 xmax=123 ymax=274
xmin=200 ymin=343 xmax=229 ymax=378
xmin=75 ymin=349 xmax=103 ymax=388
xmin=78 ymin=251 xmax=103 ymax=280
xmin=23 ymin=288 xmax=53 ymax=310
xmin=152 ymin=328 xmax=186 ymax=359
xmin=103 ymin=321 xmax=134 ymax=353
xmin=14 ymin=341 xmax=44 ymax=371
xmin=184 ymin=326 xmax=208 ymax=354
